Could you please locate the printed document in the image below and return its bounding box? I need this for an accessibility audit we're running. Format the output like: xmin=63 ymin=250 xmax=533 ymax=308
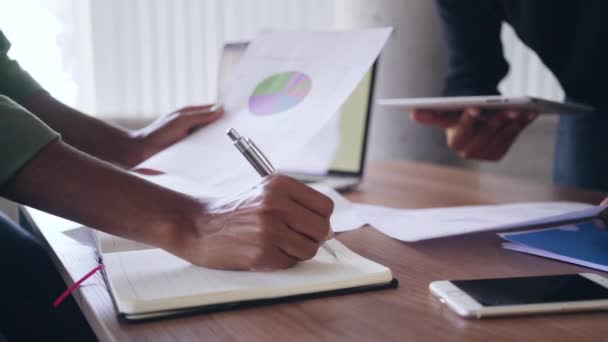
xmin=135 ymin=28 xmax=391 ymax=196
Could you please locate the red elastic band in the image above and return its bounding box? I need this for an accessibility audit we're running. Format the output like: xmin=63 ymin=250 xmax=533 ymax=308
xmin=53 ymin=264 xmax=104 ymax=308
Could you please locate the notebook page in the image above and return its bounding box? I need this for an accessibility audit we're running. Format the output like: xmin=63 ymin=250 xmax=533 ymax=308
xmin=103 ymin=239 xmax=391 ymax=314
xmin=94 ymin=230 xmax=154 ymax=254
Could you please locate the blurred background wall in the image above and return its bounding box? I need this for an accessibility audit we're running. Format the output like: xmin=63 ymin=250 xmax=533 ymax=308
xmin=0 ymin=0 xmax=565 ymax=218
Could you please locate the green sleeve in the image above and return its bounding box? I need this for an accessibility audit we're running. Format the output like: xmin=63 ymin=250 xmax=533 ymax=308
xmin=0 ymin=95 xmax=59 ymax=186
xmin=0 ymin=30 xmax=44 ymax=102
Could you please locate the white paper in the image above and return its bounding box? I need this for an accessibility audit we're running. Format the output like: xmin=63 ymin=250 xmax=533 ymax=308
xmin=132 ymin=172 xmax=222 ymax=199
xmin=215 ymin=39 xmax=341 ymax=175
xmin=311 ymin=186 xmax=367 ymax=233
xmin=496 ymin=205 xmax=607 ymax=230
xmin=276 ymin=112 xmax=341 ymax=174
xmin=135 ymin=28 xmax=391 ymax=196
xmin=354 ymin=202 xmax=594 ymax=242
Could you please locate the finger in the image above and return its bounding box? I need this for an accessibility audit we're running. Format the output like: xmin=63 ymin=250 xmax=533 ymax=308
xmin=177 ymin=104 xmax=216 ymax=114
xmin=289 ymin=184 xmax=334 ymax=218
xmin=186 ymin=107 xmax=224 ymax=125
xmin=266 ymin=175 xmax=334 ymax=217
xmin=279 ymin=199 xmax=331 ymax=243
xmin=172 ymin=107 xmax=224 ymax=133
xmin=132 ymin=168 xmax=165 ymax=175
xmin=482 ymin=111 xmax=537 ymax=160
xmin=269 ymin=223 xmax=320 ymax=262
xmin=447 ymin=107 xmax=483 ymax=151
xmin=181 ymin=104 xmax=224 ymax=118
xmin=159 ymin=105 xmax=215 ymax=121
xmin=256 ymin=248 xmax=299 ymax=270
xmin=411 ymin=109 xmax=460 ymax=128
xmin=248 ymin=235 xmax=300 ymax=270
xmin=461 ymin=110 xmax=512 ymax=159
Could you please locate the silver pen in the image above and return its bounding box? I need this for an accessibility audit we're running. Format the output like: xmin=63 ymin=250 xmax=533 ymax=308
xmin=227 ymin=128 xmax=337 ymax=259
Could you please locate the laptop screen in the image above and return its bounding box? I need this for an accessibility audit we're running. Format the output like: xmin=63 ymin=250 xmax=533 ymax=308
xmin=330 ymin=67 xmax=374 ymax=174
xmin=218 ymin=42 xmax=374 ymax=176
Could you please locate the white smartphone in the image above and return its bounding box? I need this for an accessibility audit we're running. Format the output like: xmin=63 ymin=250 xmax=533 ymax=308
xmin=378 ymin=95 xmax=595 ymax=115
xmin=429 ymin=273 xmax=608 ymax=318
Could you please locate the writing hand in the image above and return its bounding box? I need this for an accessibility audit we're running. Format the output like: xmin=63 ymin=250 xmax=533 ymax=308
xmin=173 ymin=175 xmax=334 ymax=271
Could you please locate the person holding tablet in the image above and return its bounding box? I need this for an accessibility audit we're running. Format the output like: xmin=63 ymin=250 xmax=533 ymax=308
xmin=0 ymin=30 xmax=333 ymax=340
xmin=411 ymin=1 xmax=608 ymax=191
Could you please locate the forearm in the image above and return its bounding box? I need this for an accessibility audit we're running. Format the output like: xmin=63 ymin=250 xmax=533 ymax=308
xmin=1 ymin=140 xmax=200 ymax=251
xmin=20 ymin=91 xmax=143 ymax=167
xmin=0 ymin=138 xmax=334 ymax=270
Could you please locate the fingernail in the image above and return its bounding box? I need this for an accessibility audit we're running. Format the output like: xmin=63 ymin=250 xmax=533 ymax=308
xmin=327 ymin=229 xmax=335 ymax=240
xmin=210 ymin=104 xmax=223 ymax=112
xmin=507 ymin=110 xmax=518 ymax=119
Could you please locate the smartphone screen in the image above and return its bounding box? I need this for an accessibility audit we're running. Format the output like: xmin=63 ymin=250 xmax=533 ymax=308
xmin=452 ymin=274 xmax=608 ymax=306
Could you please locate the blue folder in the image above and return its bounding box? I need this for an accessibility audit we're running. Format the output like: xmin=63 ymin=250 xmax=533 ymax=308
xmin=501 ymin=221 xmax=608 ymax=272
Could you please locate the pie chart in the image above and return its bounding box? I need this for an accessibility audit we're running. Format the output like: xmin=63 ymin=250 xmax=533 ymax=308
xmin=249 ymin=71 xmax=312 ymax=116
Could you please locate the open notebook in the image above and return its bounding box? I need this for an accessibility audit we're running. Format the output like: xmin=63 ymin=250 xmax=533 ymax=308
xmin=94 ymin=231 xmax=396 ymax=322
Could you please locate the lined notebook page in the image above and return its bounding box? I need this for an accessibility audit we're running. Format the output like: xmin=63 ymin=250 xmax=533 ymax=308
xmin=103 ymin=239 xmax=391 ymax=314
xmin=95 ymin=231 xmax=154 ymax=254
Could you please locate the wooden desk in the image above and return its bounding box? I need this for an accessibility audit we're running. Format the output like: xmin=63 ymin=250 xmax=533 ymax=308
xmin=23 ymin=161 xmax=608 ymax=341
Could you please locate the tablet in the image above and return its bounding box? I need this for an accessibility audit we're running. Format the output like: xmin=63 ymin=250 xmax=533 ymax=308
xmin=378 ymin=96 xmax=595 ymax=115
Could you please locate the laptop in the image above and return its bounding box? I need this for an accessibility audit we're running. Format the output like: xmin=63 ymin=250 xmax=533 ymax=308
xmin=218 ymin=42 xmax=376 ymax=191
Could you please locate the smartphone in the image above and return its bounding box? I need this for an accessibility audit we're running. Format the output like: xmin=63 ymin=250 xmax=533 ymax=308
xmin=429 ymin=273 xmax=608 ymax=318
xmin=378 ymin=96 xmax=595 ymax=115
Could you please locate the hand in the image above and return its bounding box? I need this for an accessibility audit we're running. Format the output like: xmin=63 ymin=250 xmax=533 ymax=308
xmin=174 ymin=175 xmax=334 ymax=271
xmin=411 ymin=107 xmax=538 ymax=161
xmin=129 ymin=104 xmax=224 ymax=166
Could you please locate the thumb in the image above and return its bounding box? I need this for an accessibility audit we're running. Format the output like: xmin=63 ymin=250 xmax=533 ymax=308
xmin=176 ymin=106 xmax=225 ymax=132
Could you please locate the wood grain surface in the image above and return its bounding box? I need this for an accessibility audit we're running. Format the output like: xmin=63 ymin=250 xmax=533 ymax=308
xmin=26 ymin=161 xmax=608 ymax=341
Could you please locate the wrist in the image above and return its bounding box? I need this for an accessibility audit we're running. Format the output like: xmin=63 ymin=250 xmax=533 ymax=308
xmin=114 ymin=133 xmax=151 ymax=168
xmin=159 ymin=197 xmax=211 ymax=262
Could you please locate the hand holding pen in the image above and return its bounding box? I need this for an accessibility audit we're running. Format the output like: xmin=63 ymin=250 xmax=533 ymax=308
xmin=228 ymin=128 xmax=338 ymax=259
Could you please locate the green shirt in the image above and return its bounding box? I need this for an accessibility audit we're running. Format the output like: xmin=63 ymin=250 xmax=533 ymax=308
xmin=0 ymin=30 xmax=59 ymax=186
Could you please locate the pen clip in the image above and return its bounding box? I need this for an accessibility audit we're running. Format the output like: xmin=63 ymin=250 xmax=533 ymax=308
xmin=247 ymin=139 xmax=275 ymax=174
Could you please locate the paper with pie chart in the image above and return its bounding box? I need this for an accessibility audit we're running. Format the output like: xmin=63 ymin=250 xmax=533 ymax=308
xmin=249 ymin=71 xmax=312 ymax=116
xmin=136 ymin=28 xmax=392 ymax=195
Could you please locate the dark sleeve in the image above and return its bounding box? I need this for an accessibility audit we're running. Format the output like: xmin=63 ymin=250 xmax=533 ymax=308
xmin=0 ymin=96 xmax=59 ymax=186
xmin=436 ymin=0 xmax=509 ymax=96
